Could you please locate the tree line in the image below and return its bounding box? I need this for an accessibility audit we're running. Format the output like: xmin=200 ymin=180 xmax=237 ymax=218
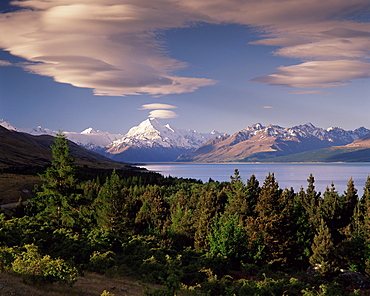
xmin=1 ymin=133 xmax=370 ymax=295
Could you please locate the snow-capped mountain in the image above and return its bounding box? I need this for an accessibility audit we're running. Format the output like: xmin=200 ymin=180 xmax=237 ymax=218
xmin=0 ymin=118 xmax=223 ymax=162
xmin=0 ymin=119 xmax=20 ymax=132
xmin=3 ymin=118 xmax=370 ymax=163
xmin=108 ymin=118 xmax=220 ymax=150
xmin=0 ymin=119 xmax=123 ymax=151
xmin=64 ymin=129 xmax=124 ymax=150
xmin=105 ymin=118 xmax=223 ymax=162
xmin=177 ymin=123 xmax=370 ymax=162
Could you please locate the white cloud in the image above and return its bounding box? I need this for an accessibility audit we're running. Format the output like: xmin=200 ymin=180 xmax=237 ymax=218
xmin=148 ymin=109 xmax=178 ymax=118
xmin=1 ymin=0 xmax=370 ymax=95
xmin=251 ymin=60 xmax=370 ymax=89
xmin=289 ymin=90 xmax=332 ymax=95
xmin=0 ymin=0 xmax=215 ymax=96
xmin=0 ymin=60 xmax=12 ymax=66
xmin=262 ymin=106 xmax=273 ymax=109
xmin=139 ymin=103 xmax=177 ymax=110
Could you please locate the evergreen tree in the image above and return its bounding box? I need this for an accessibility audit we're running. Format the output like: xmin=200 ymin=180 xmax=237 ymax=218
xmin=310 ymin=218 xmax=335 ymax=275
xmin=208 ymin=213 xmax=248 ymax=266
xmin=225 ymin=173 xmax=260 ymax=221
xmin=361 ymin=176 xmax=370 ymax=275
xmin=321 ymin=183 xmax=343 ymax=244
xmin=95 ymin=170 xmax=137 ymax=235
xmin=194 ymin=184 xmax=228 ymax=251
xmin=30 ymin=132 xmax=82 ymax=228
xmin=301 ymin=174 xmax=321 ymax=229
xmin=341 ymin=177 xmax=358 ymax=227
xmin=361 ymin=176 xmax=370 ymax=238
xmin=293 ymin=187 xmax=313 ymax=265
xmin=135 ymin=185 xmax=170 ymax=235
xmin=244 ymin=173 xmax=261 ymax=218
xmin=248 ymin=173 xmax=295 ymax=265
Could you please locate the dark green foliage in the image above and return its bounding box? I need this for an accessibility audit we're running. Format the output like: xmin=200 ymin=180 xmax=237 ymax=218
xmin=95 ymin=170 xmax=139 ymax=236
xmin=193 ymin=184 xmax=228 ymax=250
xmin=224 ymin=172 xmax=260 ymax=221
xmin=2 ymin=163 xmax=370 ymax=294
xmin=29 ymin=132 xmax=84 ymax=229
xmin=310 ymin=218 xmax=336 ymax=275
xmin=248 ymin=173 xmax=297 ymax=266
xmin=208 ymin=213 xmax=248 ymax=265
xmin=135 ymin=185 xmax=170 ymax=235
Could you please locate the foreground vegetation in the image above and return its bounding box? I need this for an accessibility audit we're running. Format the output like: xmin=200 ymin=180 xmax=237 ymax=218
xmin=2 ymin=133 xmax=370 ymax=295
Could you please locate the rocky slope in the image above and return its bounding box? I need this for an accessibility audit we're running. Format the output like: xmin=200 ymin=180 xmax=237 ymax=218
xmin=176 ymin=123 xmax=370 ymax=162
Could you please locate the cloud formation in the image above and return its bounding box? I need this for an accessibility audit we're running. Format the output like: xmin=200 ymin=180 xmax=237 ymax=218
xmin=148 ymin=110 xmax=178 ymax=119
xmin=289 ymin=90 xmax=332 ymax=95
xmin=0 ymin=60 xmax=12 ymax=66
xmin=251 ymin=60 xmax=370 ymax=89
xmin=1 ymin=0 xmax=370 ymax=95
xmin=139 ymin=103 xmax=177 ymax=110
xmin=0 ymin=0 xmax=215 ymax=96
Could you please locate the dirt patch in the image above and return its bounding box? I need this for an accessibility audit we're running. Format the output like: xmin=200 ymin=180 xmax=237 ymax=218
xmin=0 ymin=271 xmax=158 ymax=296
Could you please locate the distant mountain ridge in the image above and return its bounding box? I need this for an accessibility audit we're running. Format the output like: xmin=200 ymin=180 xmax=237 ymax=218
xmin=0 ymin=119 xmax=124 ymax=151
xmin=0 ymin=125 xmax=127 ymax=169
xmin=0 ymin=118 xmax=223 ymax=163
xmin=3 ymin=119 xmax=370 ymax=163
xmin=177 ymin=123 xmax=370 ymax=162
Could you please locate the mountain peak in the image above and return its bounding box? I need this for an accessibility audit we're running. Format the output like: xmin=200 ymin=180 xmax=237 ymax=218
xmin=0 ymin=119 xmax=18 ymax=131
xmin=81 ymin=127 xmax=98 ymax=134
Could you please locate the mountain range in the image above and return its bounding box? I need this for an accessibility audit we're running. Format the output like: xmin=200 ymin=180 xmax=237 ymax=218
xmin=0 ymin=118 xmax=222 ymax=162
xmin=2 ymin=119 xmax=370 ymax=163
xmin=176 ymin=123 xmax=370 ymax=162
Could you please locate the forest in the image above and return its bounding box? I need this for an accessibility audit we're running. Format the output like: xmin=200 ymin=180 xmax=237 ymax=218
xmin=1 ymin=133 xmax=370 ymax=296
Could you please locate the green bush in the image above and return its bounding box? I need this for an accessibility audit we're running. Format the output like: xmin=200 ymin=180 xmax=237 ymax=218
xmin=0 ymin=246 xmax=17 ymax=271
xmin=88 ymin=250 xmax=115 ymax=273
xmin=11 ymin=244 xmax=78 ymax=285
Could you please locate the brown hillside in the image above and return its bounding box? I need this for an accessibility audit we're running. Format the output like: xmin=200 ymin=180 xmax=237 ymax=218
xmin=0 ymin=126 xmax=126 ymax=169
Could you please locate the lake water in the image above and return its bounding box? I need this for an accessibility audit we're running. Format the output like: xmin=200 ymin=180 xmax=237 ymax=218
xmin=139 ymin=163 xmax=370 ymax=196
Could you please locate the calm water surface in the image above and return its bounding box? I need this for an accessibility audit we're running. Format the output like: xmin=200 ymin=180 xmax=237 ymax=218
xmin=139 ymin=163 xmax=370 ymax=195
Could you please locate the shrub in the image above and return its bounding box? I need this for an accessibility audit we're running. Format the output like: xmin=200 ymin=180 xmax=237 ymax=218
xmin=0 ymin=246 xmax=17 ymax=271
xmin=88 ymin=250 xmax=115 ymax=274
xmin=11 ymin=244 xmax=78 ymax=285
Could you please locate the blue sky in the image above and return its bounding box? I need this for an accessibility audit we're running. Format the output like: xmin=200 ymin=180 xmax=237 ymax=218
xmin=1 ymin=0 xmax=370 ymax=134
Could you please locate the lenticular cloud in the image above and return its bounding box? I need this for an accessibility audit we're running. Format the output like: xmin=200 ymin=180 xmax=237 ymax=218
xmin=1 ymin=0 xmax=370 ymax=95
xmin=0 ymin=0 xmax=215 ymax=96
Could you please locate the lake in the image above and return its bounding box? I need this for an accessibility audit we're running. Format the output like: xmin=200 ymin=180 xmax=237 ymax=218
xmin=139 ymin=163 xmax=370 ymax=195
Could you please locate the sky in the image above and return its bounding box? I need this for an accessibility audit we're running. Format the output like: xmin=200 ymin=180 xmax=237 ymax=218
xmin=1 ymin=0 xmax=370 ymax=135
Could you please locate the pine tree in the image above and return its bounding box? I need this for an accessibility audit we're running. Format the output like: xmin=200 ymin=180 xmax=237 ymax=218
xmin=224 ymin=170 xmax=250 ymax=222
xmin=293 ymin=187 xmax=313 ymax=265
xmin=342 ymin=177 xmax=358 ymax=227
xmin=248 ymin=173 xmax=295 ymax=265
xmin=310 ymin=218 xmax=335 ymax=275
xmin=194 ymin=184 xmax=228 ymax=251
xmin=321 ymin=183 xmax=343 ymax=244
xmin=135 ymin=185 xmax=170 ymax=235
xmin=31 ymin=132 xmax=82 ymax=228
xmin=361 ymin=176 xmax=370 ymax=238
xmin=301 ymin=174 xmax=322 ymax=229
xmin=244 ymin=173 xmax=260 ymax=218
xmin=95 ymin=170 xmax=137 ymax=235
